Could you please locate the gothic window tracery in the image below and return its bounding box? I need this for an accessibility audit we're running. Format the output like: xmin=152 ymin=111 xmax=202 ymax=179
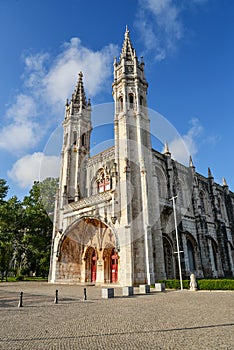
xmin=96 ymin=168 xmax=111 ymax=193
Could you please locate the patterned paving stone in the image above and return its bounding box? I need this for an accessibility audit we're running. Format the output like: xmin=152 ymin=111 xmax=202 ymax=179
xmin=0 ymin=282 xmax=233 ymax=349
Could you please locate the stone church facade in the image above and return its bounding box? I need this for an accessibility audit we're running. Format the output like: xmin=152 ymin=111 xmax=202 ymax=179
xmin=49 ymin=29 xmax=234 ymax=286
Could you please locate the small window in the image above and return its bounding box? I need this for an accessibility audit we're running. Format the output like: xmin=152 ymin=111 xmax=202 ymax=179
xmin=119 ymin=96 xmax=123 ymax=112
xmin=81 ymin=133 xmax=85 ymax=147
xmin=73 ymin=131 xmax=77 ymax=145
xmin=64 ymin=133 xmax=68 ymax=146
xmin=129 ymin=94 xmax=134 ymax=109
xmin=140 ymin=96 xmax=144 ymax=106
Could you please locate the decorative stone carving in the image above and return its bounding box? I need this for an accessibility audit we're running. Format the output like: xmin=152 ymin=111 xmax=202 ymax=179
xmin=190 ymin=273 xmax=197 ymax=291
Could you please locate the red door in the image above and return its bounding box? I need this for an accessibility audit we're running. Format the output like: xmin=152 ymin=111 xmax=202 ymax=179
xmin=111 ymin=254 xmax=118 ymax=283
xmin=91 ymin=255 xmax=97 ymax=282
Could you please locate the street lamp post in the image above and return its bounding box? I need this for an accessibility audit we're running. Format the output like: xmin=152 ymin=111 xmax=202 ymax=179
xmin=170 ymin=196 xmax=183 ymax=291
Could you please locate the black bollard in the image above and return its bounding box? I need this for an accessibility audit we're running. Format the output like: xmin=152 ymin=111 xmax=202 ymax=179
xmin=18 ymin=291 xmax=23 ymax=308
xmin=54 ymin=289 xmax=58 ymax=304
xmin=83 ymin=288 xmax=87 ymax=301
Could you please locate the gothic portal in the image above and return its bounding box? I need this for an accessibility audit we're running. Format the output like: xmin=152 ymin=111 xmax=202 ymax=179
xmin=49 ymin=28 xmax=234 ymax=286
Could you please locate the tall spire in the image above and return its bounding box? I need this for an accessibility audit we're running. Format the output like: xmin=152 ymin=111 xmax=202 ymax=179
xmin=120 ymin=26 xmax=136 ymax=60
xmin=71 ymin=72 xmax=87 ymax=112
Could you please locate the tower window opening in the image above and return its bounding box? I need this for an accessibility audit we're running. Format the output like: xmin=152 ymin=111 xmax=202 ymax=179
xmin=119 ymin=97 xmax=123 ymax=112
xmin=73 ymin=131 xmax=77 ymax=145
xmin=129 ymin=94 xmax=134 ymax=109
xmin=64 ymin=133 xmax=68 ymax=146
xmin=81 ymin=133 xmax=85 ymax=147
xmin=140 ymin=96 xmax=144 ymax=106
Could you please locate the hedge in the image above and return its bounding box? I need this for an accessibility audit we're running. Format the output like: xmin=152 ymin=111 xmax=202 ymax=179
xmin=157 ymin=279 xmax=234 ymax=290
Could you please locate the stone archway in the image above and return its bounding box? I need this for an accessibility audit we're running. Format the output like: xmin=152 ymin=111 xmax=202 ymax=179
xmin=84 ymin=246 xmax=97 ymax=283
xmin=103 ymin=245 xmax=119 ymax=284
xmin=56 ymin=217 xmax=117 ymax=283
xmin=57 ymin=235 xmax=83 ymax=281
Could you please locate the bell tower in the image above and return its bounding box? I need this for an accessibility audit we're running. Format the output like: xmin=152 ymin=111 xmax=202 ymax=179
xmin=60 ymin=72 xmax=91 ymax=204
xmin=112 ymin=27 xmax=155 ymax=285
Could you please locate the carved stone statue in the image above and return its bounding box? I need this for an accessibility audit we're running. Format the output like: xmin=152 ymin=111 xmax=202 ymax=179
xmin=190 ymin=273 xmax=197 ymax=291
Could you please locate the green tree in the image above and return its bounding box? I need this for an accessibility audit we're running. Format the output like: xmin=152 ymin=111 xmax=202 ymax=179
xmin=0 ymin=180 xmax=24 ymax=279
xmin=0 ymin=241 xmax=13 ymax=281
xmin=22 ymin=181 xmax=53 ymax=277
xmin=0 ymin=179 xmax=9 ymax=203
xmin=38 ymin=177 xmax=59 ymax=222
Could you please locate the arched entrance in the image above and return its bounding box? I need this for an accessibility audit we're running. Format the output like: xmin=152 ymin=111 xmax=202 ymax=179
xmin=56 ymin=217 xmax=118 ymax=284
xmin=84 ymin=247 xmax=97 ymax=283
xmin=103 ymin=246 xmax=119 ymax=283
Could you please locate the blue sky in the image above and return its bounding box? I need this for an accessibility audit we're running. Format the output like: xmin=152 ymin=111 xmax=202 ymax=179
xmin=0 ymin=0 xmax=234 ymax=199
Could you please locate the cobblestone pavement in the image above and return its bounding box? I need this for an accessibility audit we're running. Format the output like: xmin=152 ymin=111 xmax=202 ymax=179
xmin=0 ymin=282 xmax=233 ymax=349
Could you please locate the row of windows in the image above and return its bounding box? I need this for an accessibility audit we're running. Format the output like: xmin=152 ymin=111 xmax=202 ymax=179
xmin=118 ymin=94 xmax=144 ymax=111
xmin=63 ymin=132 xmax=87 ymax=147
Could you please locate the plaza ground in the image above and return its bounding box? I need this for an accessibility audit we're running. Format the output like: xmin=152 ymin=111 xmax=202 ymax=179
xmin=0 ymin=282 xmax=233 ymax=349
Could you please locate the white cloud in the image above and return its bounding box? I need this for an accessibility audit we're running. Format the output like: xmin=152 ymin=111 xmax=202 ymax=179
xmin=0 ymin=38 xmax=118 ymax=156
xmin=168 ymin=118 xmax=203 ymax=164
xmin=136 ymin=0 xmax=183 ymax=61
xmin=136 ymin=0 xmax=208 ymax=61
xmin=8 ymin=152 xmax=60 ymax=188
xmin=25 ymin=38 xmax=118 ymax=111
xmin=0 ymin=94 xmax=41 ymax=153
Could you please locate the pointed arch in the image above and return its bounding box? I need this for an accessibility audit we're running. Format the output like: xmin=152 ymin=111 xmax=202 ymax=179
xmin=118 ymin=96 xmax=123 ymax=112
xmin=184 ymin=233 xmax=198 ymax=275
xmin=56 ymin=217 xmax=119 ymax=283
xmin=163 ymin=235 xmax=175 ymax=279
xmin=84 ymin=246 xmax=97 ymax=282
xmin=155 ymin=166 xmax=168 ymax=199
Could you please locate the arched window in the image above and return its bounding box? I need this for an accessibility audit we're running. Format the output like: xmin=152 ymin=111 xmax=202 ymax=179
xmin=155 ymin=167 xmax=167 ymax=199
xmin=129 ymin=94 xmax=134 ymax=109
xmin=73 ymin=131 xmax=77 ymax=145
xmin=118 ymin=97 xmax=123 ymax=112
xmin=163 ymin=236 xmax=175 ymax=279
xmin=187 ymin=240 xmax=196 ymax=272
xmin=96 ymin=170 xmax=111 ymax=193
